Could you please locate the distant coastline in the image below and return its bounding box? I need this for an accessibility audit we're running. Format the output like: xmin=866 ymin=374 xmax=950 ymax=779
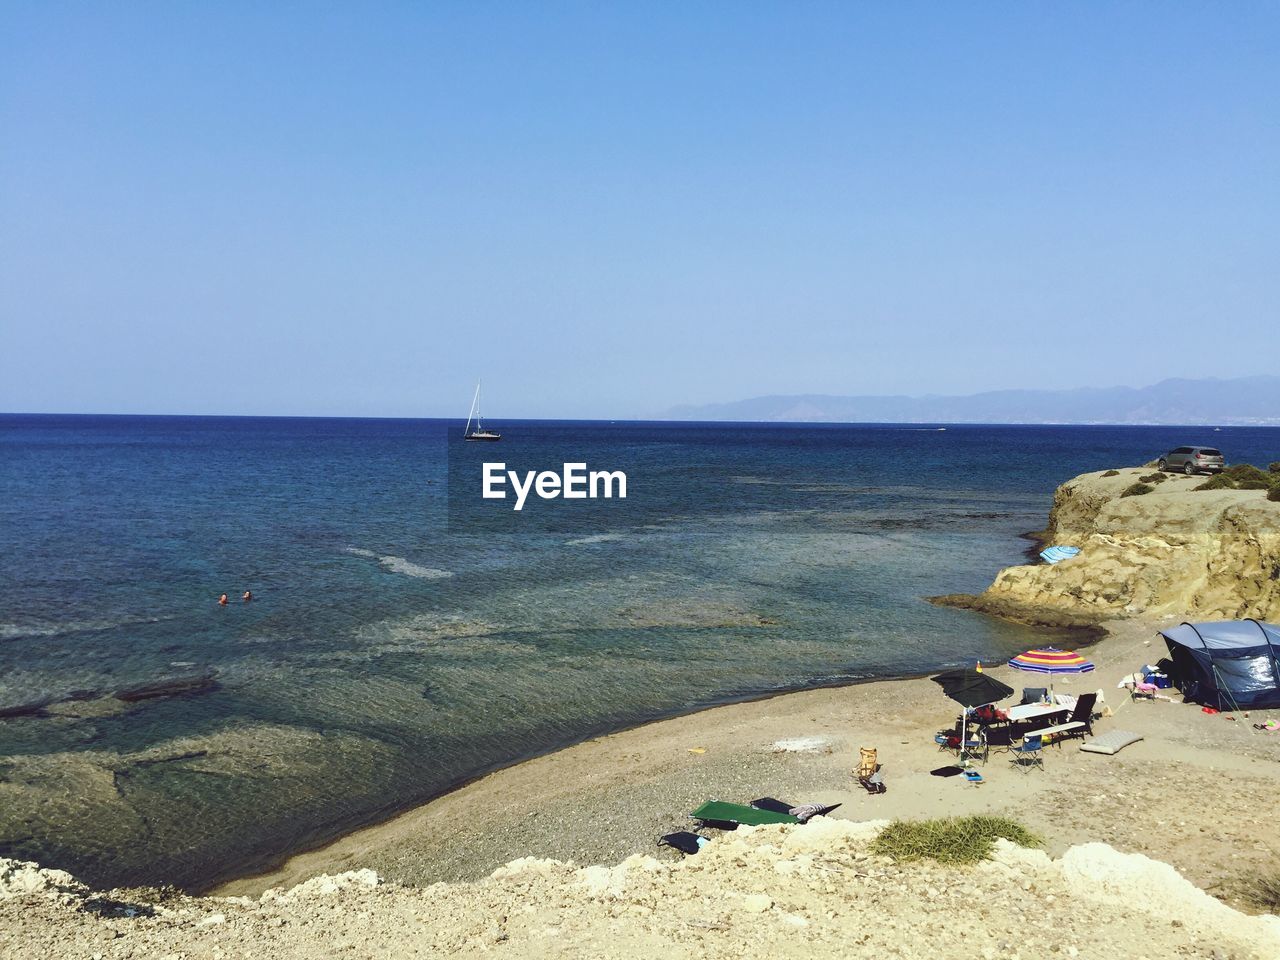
xmin=663 ymin=375 xmax=1280 ymax=426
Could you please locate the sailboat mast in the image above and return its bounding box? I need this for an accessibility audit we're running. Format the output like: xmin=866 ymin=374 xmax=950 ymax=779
xmin=465 ymin=380 xmax=481 ymax=437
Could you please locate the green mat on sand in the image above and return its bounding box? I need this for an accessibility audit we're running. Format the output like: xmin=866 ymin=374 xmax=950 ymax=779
xmin=690 ymin=801 xmax=800 ymax=826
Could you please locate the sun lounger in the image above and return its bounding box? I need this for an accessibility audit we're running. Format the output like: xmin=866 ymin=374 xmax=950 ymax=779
xmin=750 ymin=798 xmax=842 ymax=822
xmin=1079 ymin=730 xmax=1143 ymax=755
xmin=691 ymin=800 xmax=800 ymax=828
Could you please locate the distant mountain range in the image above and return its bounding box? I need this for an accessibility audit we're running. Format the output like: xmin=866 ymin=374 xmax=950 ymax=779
xmin=664 ymin=376 xmax=1280 ymax=426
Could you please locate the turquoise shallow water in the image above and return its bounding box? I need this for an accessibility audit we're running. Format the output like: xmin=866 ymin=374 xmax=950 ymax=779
xmin=1 ymin=415 xmax=1275 ymax=889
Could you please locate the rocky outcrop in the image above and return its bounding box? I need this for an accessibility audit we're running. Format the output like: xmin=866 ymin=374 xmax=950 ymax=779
xmin=4 ymin=821 xmax=1279 ymax=959
xmin=936 ymin=467 xmax=1280 ymax=627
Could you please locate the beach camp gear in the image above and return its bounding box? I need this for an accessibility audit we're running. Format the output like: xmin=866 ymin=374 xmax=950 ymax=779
xmin=1009 ymin=734 xmax=1044 ymax=773
xmin=750 ymin=797 xmax=794 ymax=814
xmin=935 ymin=721 xmax=985 ymax=763
xmin=1039 ymin=545 xmax=1080 ymax=564
xmin=1066 ymin=692 xmax=1097 ymax=734
xmin=963 ymin=769 xmax=984 ymax=785
xmin=1160 ymin=620 xmax=1280 ymax=710
xmin=787 ymin=802 xmax=833 ymax=822
xmin=1009 ymin=648 xmax=1095 ymax=702
xmin=1008 ymin=648 xmax=1095 ymax=677
xmin=1023 ymin=692 xmax=1098 ymax=747
xmin=970 ymin=703 xmax=1008 ymax=724
xmin=1079 ymin=730 xmax=1144 ymax=755
xmin=1022 ymin=721 xmax=1080 ymax=746
xmin=659 ymin=831 xmax=708 ymax=855
xmin=856 ymin=747 xmax=887 ymax=794
xmin=932 ymin=669 xmax=1015 ymax=708
xmin=750 ymin=797 xmax=842 ymax=822
xmin=1021 ymin=687 xmax=1048 ymax=705
xmin=932 ymin=670 xmax=1012 ymax=766
xmin=691 ymin=801 xmax=800 ymax=829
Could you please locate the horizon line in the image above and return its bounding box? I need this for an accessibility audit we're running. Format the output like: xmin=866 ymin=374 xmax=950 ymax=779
xmin=3 ymin=411 xmax=1278 ymax=429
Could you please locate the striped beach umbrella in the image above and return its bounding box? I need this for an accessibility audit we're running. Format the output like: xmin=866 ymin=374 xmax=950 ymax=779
xmin=1008 ymin=648 xmax=1095 ymax=701
xmin=1008 ymin=648 xmax=1096 ymax=676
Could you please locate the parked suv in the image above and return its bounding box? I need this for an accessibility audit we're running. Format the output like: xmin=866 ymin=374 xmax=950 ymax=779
xmin=1158 ymin=446 xmax=1225 ymax=475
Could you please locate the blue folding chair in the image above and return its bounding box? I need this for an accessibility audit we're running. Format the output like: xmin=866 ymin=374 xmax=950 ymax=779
xmin=1009 ymin=734 xmax=1044 ymax=773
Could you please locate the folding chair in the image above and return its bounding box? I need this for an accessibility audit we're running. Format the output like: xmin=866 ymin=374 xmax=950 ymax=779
xmin=856 ymin=746 xmax=886 ymax=794
xmin=1009 ymin=734 xmax=1044 ymax=773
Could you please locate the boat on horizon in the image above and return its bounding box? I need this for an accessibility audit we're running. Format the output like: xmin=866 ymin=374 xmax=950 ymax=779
xmin=463 ymin=380 xmax=501 ymax=441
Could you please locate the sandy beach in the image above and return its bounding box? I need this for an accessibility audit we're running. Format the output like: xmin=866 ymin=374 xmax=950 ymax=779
xmin=218 ymin=616 xmax=1280 ymax=910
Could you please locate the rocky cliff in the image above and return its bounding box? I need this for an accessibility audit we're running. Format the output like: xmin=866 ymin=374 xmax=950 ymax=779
xmin=936 ymin=466 xmax=1280 ymax=627
xmin=5 ymin=820 xmax=1279 ymax=959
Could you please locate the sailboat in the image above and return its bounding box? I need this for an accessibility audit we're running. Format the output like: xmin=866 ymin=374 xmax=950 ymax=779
xmin=463 ymin=380 xmax=501 ymax=441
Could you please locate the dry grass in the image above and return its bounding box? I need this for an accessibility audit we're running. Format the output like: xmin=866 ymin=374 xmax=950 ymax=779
xmin=1231 ymin=870 xmax=1280 ymax=912
xmin=871 ymin=816 xmax=1041 ymax=865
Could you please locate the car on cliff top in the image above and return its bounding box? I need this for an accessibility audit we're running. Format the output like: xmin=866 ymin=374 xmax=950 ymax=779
xmin=1158 ymin=446 xmax=1225 ymax=475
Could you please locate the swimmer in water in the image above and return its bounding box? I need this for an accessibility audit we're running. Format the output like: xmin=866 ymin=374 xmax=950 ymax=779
xmin=218 ymin=593 xmax=228 ymax=606
xmin=242 ymin=590 xmax=252 ymax=602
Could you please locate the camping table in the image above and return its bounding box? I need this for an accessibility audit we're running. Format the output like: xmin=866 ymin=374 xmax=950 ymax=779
xmin=1006 ymin=703 xmax=1069 ymax=723
xmin=1000 ymin=703 xmax=1069 ymax=749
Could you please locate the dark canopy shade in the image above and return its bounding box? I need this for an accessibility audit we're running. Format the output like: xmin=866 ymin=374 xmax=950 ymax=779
xmin=931 ymin=669 xmax=1014 ymax=708
xmin=1161 ymin=620 xmax=1280 ymax=710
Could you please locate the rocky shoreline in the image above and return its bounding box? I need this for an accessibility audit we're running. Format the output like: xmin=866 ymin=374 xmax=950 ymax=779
xmin=932 ymin=465 xmax=1280 ymax=628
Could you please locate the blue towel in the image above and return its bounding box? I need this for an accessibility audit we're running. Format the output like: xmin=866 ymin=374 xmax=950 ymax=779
xmin=1039 ymin=545 xmax=1081 ymax=565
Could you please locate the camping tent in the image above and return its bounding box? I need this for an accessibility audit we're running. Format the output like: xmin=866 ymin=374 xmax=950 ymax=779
xmin=1160 ymin=620 xmax=1280 ymax=710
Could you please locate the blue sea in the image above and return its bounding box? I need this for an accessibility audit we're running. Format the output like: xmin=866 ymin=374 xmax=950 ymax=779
xmin=2 ymin=415 xmax=1276 ymax=890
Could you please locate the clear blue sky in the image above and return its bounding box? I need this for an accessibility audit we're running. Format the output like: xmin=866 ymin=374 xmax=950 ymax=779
xmin=2 ymin=3 xmax=1276 ymax=418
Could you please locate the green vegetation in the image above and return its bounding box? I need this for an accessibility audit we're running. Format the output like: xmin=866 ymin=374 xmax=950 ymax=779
xmin=1268 ymin=486 xmax=1280 ymax=503
xmin=1121 ymin=482 xmax=1154 ymax=497
xmin=871 ymin=816 xmax=1041 ymax=865
xmin=1101 ymin=469 xmax=1120 ymax=477
xmin=1195 ymin=474 xmax=1236 ymax=491
xmin=1138 ymin=472 xmax=1167 ymax=484
xmin=1270 ymin=462 xmax=1280 ymax=474
xmin=1194 ymin=464 xmax=1277 ymax=492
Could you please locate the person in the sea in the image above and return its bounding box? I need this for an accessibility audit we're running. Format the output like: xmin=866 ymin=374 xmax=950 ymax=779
xmin=218 ymin=593 xmax=228 ymax=606
xmin=242 ymin=590 xmax=252 ymax=602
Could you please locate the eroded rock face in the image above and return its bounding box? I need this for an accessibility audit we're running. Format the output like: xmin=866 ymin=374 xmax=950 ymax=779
xmin=938 ymin=467 xmax=1280 ymax=626
xmin=6 ymin=822 xmax=1280 ymax=960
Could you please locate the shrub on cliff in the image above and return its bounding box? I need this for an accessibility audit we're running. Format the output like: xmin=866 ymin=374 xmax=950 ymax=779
xmin=871 ymin=816 xmax=1040 ymax=865
xmin=1270 ymin=462 xmax=1280 ymax=473
xmin=1101 ymin=470 xmax=1121 ymax=478
xmin=1268 ymin=486 xmax=1280 ymax=503
xmin=1121 ymin=482 xmax=1154 ymax=497
xmin=1223 ymin=464 xmax=1271 ymax=484
xmin=1138 ymin=472 xmax=1167 ymax=484
xmin=1196 ymin=464 xmax=1274 ymax=491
